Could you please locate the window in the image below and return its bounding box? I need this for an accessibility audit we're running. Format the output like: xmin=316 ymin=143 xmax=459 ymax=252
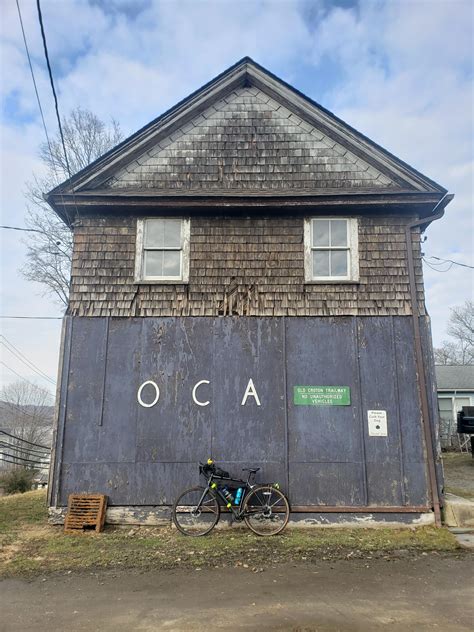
xmin=304 ymin=218 xmax=359 ymax=282
xmin=135 ymin=218 xmax=190 ymax=282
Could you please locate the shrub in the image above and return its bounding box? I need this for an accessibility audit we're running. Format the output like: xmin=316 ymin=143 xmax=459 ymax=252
xmin=0 ymin=468 xmax=37 ymax=494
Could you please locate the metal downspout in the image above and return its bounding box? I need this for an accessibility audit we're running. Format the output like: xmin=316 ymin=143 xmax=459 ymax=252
xmin=405 ymin=193 xmax=454 ymax=527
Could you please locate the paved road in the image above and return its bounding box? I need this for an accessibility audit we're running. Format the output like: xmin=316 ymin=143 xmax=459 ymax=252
xmin=1 ymin=556 xmax=473 ymax=631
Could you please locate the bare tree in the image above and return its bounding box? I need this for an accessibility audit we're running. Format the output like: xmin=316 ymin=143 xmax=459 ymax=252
xmin=0 ymin=381 xmax=53 ymax=469
xmin=22 ymin=108 xmax=123 ymax=306
xmin=448 ymin=300 xmax=474 ymax=358
xmin=434 ymin=300 xmax=474 ymax=365
xmin=434 ymin=341 xmax=465 ymax=365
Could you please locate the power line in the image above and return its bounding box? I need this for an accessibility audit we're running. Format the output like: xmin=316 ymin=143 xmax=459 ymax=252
xmin=15 ymin=0 xmax=56 ymax=167
xmin=422 ymin=257 xmax=454 ymax=273
xmin=1 ymin=337 xmax=56 ymax=385
xmin=0 ymin=430 xmax=51 ymax=450
xmin=0 ymin=454 xmax=48 ymax=467
xmin=0 ymin=441 xmax=50 ymax=458
xmin=0 ymin=225 xmax=43 ymax=233
xmin=0 ymin=316 xmax=62 ymax=320
xmin=17 ymin=0 xmax=78 ymax=227
xmin=0 ymin=336 xmax=56 ymax=385
xmin=0 ymin=360 xmax=54 ymax=392
xmin=36 ymin=0 xmax=72 ymax=180
xmin=1 ymin=344 xmax=56 ymax=386
xmin=426 ymin=256 xmax=474 ymax=270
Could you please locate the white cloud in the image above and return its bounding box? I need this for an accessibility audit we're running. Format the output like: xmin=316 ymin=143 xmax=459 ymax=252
xmin=306 ymin=0 xmax=473 ymax=343
xmin=0 ymin=0 xmax=472 ymax=390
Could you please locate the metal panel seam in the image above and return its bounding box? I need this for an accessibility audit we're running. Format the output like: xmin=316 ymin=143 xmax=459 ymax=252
xmin=355 ymin=318 xmax=369 ymax=505
xmin=391 ymin=316 xmax=407 ymax=505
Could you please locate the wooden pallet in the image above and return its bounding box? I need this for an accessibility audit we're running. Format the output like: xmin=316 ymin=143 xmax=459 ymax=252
xmin=64 ymin=493 xmax=108 ymax=533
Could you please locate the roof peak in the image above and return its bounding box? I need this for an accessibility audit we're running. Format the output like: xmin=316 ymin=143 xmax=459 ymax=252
xmin=47 ymin=57 xmax=449 ymax=222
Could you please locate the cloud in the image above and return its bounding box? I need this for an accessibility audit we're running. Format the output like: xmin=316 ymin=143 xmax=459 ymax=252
xmin=305 ymin=0 xmax=473 ymax=342
xmin=1 ymin=0 xmax=472 ymax=389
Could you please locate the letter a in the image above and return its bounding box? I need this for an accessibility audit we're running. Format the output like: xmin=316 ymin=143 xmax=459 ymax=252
xmin=241 ymin=378 xmax=261 ymax=406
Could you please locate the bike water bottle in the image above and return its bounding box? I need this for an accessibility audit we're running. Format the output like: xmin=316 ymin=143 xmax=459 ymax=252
xmin=222 ymin=486 xmax=233 ymax=508
xmin=234 ymin=487 xmax=243 ymax=505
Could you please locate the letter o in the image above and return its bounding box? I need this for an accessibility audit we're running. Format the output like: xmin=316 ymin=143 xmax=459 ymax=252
xmin=137 ymin=380 xmax=160 ymax=408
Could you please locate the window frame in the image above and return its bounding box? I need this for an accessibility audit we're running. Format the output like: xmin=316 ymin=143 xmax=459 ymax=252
xmin=134 ymin=217 xmax=190 ymax=283
xmin=304 ymin=217 xmax=359 ymax=283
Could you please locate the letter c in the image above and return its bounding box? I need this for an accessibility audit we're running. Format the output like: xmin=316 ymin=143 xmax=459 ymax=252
xmin=192 ymin=380 xmax=210 ymax=407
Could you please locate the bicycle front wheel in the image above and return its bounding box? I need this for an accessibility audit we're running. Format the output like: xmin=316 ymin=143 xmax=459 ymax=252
xmin=172 ymin=486 xmax=220 ymax=536
xmin=243 ymin=485 xmax=290 ymax=536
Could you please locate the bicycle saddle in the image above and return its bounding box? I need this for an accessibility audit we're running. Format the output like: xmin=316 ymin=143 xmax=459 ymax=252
xmin=242 ymin=467 xmax=260 ymax=473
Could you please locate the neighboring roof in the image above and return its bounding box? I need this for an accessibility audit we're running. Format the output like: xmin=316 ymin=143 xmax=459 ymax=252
xmin=33 ymin=471 xmax=50 ymax=483
xmin=435 ymin=365 xmax=474 ymax=391
xmin=47 ymin=57 xmax=449 ymax=224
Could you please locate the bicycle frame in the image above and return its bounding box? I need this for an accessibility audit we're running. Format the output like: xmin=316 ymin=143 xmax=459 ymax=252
xmin=199 ymin=470 xmax=257 ymax=520
xmin=173 ymin=464 xmax=290 ymax=536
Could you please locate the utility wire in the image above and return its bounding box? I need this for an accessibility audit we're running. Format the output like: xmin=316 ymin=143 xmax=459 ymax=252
xmin=0 ymin=225 xmax=43 ymax=233
xmin=0 ymin=454 xmax=48 ymax=467
xmin=425 ymin=256 xmax=474 ymax=270
xmin=0 ymin=360 xmax=54 ymax=391
xmin=0 ymin=451 xmax=49 ymax=464
xmin=0 ymin=345 xmax=56 ymax=386
xmin=0 ymin=336 xmax=56 ymax=385
xmin=0 ymin=441 xmax=50 ymax=457
xmin=0 ymin=430 xmax=51 ymax=450
xmin=422 ymin=257 xmax=454 ymax=273
xmin=15 ymin=0 xmax=55 ymax=166
xmin=36 ymin=0 xmax=72 ymax=179
xmin=15 ymin=0 xmax=68 ymax=202
xmin=17 ymin=0 xmax=77 ymax=228
xmin=0 ymin=441 xmax=49 ymax=457
xmin=35 ymin=0 xmax=84 ymax=227
xmin=0 ymin=337 xmax=54 ymax=383
xmin=0 ymin=316 xmax=62 ymax=320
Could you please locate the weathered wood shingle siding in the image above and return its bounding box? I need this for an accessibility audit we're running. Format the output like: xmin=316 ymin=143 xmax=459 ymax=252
xmin=104 ymin=87 xmax=397 ymax=192
xmin=69 ymin=214 xmax=425 ymax=317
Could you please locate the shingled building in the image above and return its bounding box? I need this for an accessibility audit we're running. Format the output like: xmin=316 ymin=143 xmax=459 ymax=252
xmin=47 ymin=58 xmax=452 ymax=526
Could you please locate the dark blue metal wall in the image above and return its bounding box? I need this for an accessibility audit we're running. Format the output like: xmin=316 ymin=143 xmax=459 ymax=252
xmin=51 ymin=316 xmax=432 ymax=509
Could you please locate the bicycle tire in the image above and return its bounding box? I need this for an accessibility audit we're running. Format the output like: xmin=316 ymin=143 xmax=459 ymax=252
xmin=243 ymin=485 xmax=290 ymax=536
xmin=172 ymin=486 xmax=220 ymax=536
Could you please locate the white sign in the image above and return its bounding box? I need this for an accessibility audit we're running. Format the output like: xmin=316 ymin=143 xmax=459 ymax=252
xmin=368 ymin=410 xmax=387 ymax=437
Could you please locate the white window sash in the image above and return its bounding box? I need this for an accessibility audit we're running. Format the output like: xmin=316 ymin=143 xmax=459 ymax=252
xmin=135 ymin=218 xmax=190 ymax=283
xmin=304 ymin=217 xmax=359 ymax=282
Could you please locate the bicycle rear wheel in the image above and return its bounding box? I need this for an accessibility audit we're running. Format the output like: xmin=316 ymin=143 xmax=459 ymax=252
xmin=172 ymin=486 xmax=220 ymax=536
xmin=243 ymin=485 xmax=290 ymax=536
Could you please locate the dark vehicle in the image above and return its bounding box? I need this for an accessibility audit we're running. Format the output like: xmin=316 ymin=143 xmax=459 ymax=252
xmin=172 ymin=459 xmax=290 ymax=536
xmin=457 ymin=407 xmax=474 ymax=456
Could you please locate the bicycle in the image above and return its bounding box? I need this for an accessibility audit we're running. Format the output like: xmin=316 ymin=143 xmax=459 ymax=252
xmin=172 ymin=459 xmax=290 ymax=537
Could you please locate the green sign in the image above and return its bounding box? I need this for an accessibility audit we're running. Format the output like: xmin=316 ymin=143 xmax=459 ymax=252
xmin=294 ymin=386 xmax=351 ymax=406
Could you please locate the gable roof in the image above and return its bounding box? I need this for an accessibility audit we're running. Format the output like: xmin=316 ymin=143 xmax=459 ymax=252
xmin=105 ymin=85 xmax=398 ymax=193
xmin=435 ymin=365 xmax=474 ymax=391
xmin=47 ymin=57 xmax=448 ymax=223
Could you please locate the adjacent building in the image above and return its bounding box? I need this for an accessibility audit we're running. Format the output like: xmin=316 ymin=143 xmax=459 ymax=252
xmin=436 ymin=365 xmax=474 ymax=450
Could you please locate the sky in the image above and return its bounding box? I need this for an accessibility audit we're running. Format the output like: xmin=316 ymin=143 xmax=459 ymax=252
xmin=0 ymin=0 xmax=473 ymax=396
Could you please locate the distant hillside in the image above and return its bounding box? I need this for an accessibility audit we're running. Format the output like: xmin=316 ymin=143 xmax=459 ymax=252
xmin=0 ymin=400 xmax=54 ymax=444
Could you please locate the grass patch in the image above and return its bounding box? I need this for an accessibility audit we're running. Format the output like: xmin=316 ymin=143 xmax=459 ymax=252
xmin=0 ymin=490 xmax=463 ymax=578
xmin=445 ymin=486 xmax=474 ymax=501
xmin=0 ymin=489 xmax=48 ymax=547
xmin=443 ymin=453 xmax=474 ymax=500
